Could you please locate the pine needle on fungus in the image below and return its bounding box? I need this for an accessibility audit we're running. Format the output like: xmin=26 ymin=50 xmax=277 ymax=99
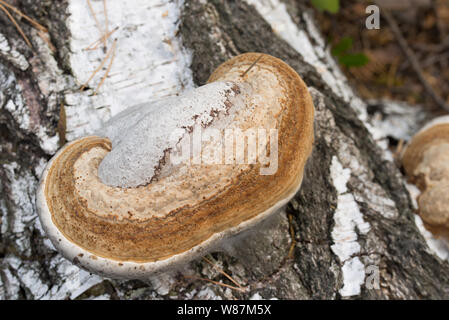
xmin=241 ymin=53 xmax=264 ymax=78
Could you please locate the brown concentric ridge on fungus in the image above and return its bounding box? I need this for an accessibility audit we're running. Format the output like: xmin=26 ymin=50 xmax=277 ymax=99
xmin=36 ymin=53 xmax=315 ymax=279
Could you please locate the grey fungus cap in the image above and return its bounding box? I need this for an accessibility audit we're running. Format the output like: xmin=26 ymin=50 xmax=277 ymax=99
xmin=36 ymin=53 xmax=315 ymax=279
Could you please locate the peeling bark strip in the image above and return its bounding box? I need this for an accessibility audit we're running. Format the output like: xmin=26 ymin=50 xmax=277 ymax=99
xmin=0 ymin=0 xmax=448 ymax=299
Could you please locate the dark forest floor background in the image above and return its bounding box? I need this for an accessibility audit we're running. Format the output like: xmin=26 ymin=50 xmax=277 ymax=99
xmin=311 ymin=0 xmax=449 ymax=117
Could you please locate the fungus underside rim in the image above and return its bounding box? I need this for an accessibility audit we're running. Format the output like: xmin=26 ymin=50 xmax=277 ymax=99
xmin=37 ymin=144 xmax=307 ymax=274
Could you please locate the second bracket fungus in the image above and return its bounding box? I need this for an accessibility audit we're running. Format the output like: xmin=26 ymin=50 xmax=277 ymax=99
xmin=402 ymin=116 xmax=449 ymax=240
xmin=36 ymin=53 xmax=315 ymax=279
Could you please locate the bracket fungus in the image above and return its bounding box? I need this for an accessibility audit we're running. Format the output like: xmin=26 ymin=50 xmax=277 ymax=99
xmin=402 ymin=115 xmax=449 ymax=240
xmin=36 ymin=53 xmax=315 ymax=279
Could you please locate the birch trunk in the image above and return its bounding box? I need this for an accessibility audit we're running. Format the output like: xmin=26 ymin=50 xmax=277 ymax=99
xmin=0 ymin=0 xmax=448 ymax=300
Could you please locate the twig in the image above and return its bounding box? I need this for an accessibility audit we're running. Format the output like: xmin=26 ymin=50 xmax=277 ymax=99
xmin=0 ymin=3 xmax=32 ymax=48
xmin=394 ymin=139 xmax=404 ymax=160
xmin=412 ymin=37 xmax=449 ymax=53
xmin=103 ymin=0 xmax=108 ymax=40
xmin=80 ymin=39 xmax=116 ymax=91
xmin=422 ymin=51 xmax=449 ymax=68
xmin=432 ymin=0 xmax=446 ymax=43
xmin=84 ymin=26 xmax=118 ymax=51
xmin=87 ymin=0 xmax=106 ymax=48
xmin=94 ymin=39 xmax=116 ymax=94
xmin=0 ymin=0 xmax=47 ymax=32
xmin=241 ymin=53 xmax=263 ymax=78
xmin=184 ymin=275 xmax=246 ymax=293
xmin=381 ymin=8 xmax=449 ymax=112
xmin=287 ymin=213 xmax=297 ymax=259
xmin=38 ymin=29 xmax=55 ymax=52
xmin=203 ymin=256 xmax=243 ymax=289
